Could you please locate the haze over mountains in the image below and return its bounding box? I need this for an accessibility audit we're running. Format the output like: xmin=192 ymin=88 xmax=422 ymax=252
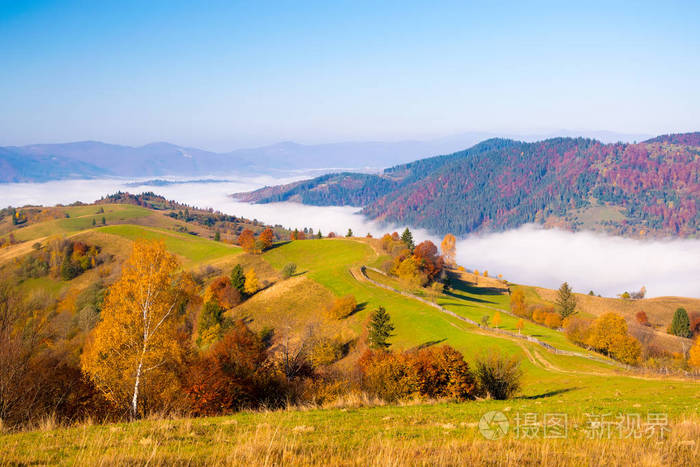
xmin=0 ymin=130 xmax=651 ymax=183
xmin=238 ymin=132 xmax=700 ymax=239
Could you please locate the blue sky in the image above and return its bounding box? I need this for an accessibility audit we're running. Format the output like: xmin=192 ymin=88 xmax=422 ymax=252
xmin=1 ymin=1 xmax=699 ymax=150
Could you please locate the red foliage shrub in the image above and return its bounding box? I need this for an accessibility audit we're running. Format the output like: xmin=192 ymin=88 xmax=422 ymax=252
xmin=186 ymin=322 xmax=284 ymax=415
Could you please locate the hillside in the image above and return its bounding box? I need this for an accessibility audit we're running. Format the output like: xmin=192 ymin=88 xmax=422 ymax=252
xmin=240 ymin=133 xmax=700 ymax=238
xmin=1 ymin=209 xmax=699 ymax=464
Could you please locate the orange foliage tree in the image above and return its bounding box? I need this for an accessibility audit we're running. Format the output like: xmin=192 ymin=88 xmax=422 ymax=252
xmin=205 ymin=276 xmax=241 ymax=309
xmin=586 ymin=313 xmax=642 ymax=365
xmin=237 ymin=229 xmax=255 ymax=253
xmin=186 ymin=322 xmax=282 ymax=415
xmin=81 ymin=240 xmax=189 ymax=418
xmin=689 ymin=339 xmax=700 ymax=369
xmin=259 ymin=228 xmax=274 ymax=251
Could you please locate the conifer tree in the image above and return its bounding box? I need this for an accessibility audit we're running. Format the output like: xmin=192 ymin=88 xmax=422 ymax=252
xmin=230 ymin=264 xmax=245 ymax=295
xmin=401 ymin=228 xmax=415 ymax=251
xmin=367 ymin=306 xmax=394 ymax=349
xmin=556 ymin=282 xmax=577 ymax=318
xmin=670 ymin=308 xmax=692 ymax=338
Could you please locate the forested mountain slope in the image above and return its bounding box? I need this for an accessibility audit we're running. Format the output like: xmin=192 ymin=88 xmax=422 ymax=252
xmin=241 ymin=133 xmax=700 ymax=238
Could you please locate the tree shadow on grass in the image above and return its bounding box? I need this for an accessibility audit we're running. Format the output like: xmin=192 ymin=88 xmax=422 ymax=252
xmin=443 ymin=290 xmax=497 ymax=305
xmin=447 ymin=271 xmax=508 ymax=297
xmin=265 ymin=241 xmax=291 ymax=251
xmin=518 ymin=387 xmax=579 ymax=400
xmin=346 ymin=301 xmax=368 ymax=318
xmin=411 ymin=338 xmax=448 ymax=350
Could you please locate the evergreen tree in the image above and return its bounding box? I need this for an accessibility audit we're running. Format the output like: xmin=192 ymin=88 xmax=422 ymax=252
xmin=214 ymin=231 xmax=221 ymax=241
xmin=346 ymin=228 xmax=353 ymax=237
xmin=367 ymin=306 xmax=394 ymax=349
xmin=401 ymin=228 xmax=415 ymax=251
xmin=101 ymin=216 xmax=106 ymax=225
xmin=92 ymin=218 xmax=96 ymax=226
xmin=230 ymin=264 xmax=245 ymax=295
xmin=556 ymin=282 xmax=577 ymax=318
xmin=670 ymin=307 xmax=692 ymax=338
xmin=317 ymin=230 xmax=322 ymax=239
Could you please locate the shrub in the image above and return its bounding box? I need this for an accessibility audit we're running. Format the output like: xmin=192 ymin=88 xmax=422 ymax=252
xmin=635 ymin=311 xmax=650 ymax=326
xmin=327 ymin=295 xmax=357 ymax=320
xmin=186 ymin=322 xmax=284 ymax=415
xmin=473 ymin=351 xmax=523 ymax=400
xmin=281 ymin=262 xmax=297 ymax=279
xmin=564 ymin=316 xmax=592 ymax=346
xmin=587 ymin=313 xmax=642 ymax=365
xmin=309 ymin=337 xmax=345 ymax=368
xmin=358 ymin=346 xmax=477 ymax=402
xmin=544 ymin=312 xmax=562 ymax=329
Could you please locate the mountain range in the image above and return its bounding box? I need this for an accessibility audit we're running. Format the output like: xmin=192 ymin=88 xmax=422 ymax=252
xmin=236 ymin=132 xmax=700 ymax=238
xmin=0 ymin=130 xmax=651 ymax=183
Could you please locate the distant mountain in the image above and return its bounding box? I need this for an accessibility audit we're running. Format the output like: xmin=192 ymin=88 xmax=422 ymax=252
xmin=0 ymin=130 xmax=652 ymax=183
xmin=0 ymin=147 xmax=109 ymax=182
xmin=238 ymin=133 xmax=700 ymax=238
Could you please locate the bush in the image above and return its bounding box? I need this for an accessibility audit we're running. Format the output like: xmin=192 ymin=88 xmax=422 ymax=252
xmin=473 ymin=351 xmax=523 ymax=400
xmin=564 ymin=316 xmax=592 ymax=346
xmin=326 ymin=295 xmax=357 ymax=319
xmin=186 ymin=321 xmax=285 ymax=415
xmin=358 ymin=345 xmax=477 ymax=402
xmin=281 ymin=262 xmax=297 ymax=279
xmin=586 ymin=313 xmax=642 ymax=365
xmin=544 ymin=312 xmax=562 ymax=329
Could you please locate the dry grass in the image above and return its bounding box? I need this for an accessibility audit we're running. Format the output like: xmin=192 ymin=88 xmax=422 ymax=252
xmin=534 ymin=287 xmax=700 ymax=327
xmin=2 ymin=409 xmax=698 ymax=466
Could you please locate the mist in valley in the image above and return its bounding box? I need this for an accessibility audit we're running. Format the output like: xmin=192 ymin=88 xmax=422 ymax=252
xmin=2 ymin=177 xmax=699 ymax=299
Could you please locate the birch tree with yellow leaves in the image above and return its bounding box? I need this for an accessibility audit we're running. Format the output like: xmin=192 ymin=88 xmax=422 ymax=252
xmin=81 ymin=240 xmax=188 ymax=419
xmin=440 ymin=233 xmax=456 ymax=267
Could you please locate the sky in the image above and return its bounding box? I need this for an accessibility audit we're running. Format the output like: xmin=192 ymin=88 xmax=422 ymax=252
xmin=1 ymin=1 xmax=699 ymax=151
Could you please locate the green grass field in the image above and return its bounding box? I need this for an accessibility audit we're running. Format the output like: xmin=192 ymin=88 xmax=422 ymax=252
xmin=99 ymin=224 xmax=241 ymax=266
xmin=3 ymin=233 xmax=699 ymax=466
xmin=5 ymin=204 xmax=153 ymax=242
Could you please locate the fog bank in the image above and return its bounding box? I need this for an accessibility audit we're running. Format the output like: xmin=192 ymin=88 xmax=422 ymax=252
xmin=1 ymin=177 xmax=699 ymax=298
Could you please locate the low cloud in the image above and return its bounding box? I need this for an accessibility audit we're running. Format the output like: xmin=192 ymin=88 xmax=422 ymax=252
xmin=2 ymin=177 xmax=699 ymax=298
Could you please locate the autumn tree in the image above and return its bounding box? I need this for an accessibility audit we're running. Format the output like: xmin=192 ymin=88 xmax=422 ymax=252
xmin=669 ymin=308 xmax=692 ymax=338
xmin=510 ymin=289 xmax=527 ymax=318
xmin=440 ymin=233 xmax=456 ymax=266
xmin=586 ymin=313 xmax=642 ymax=365
xmin=556 ymin=282 xmax=577 ymax=319
xmin=689 ymin=339 xmax=700 ymax=369
xmin=492 ymin=311 xmax=502 ymax=328
xmin=238 ymin=229 xmax=255 ymax=253
xmin=635 ymin=311 xmax=650 ymax=326
xmin=368 ymin=306 xmax=394 ymax=349
xmin=244 ymin=269 xmax=260 ymax=295
xmin=413 ymin=240 xmax=444 ymax=281
xmin=259 ymin=228 xmax=274 ymax=251
xmin=516 ymin=318 xmax=524 ymax=335
xmin=81 ymin=240 xmax=189 ymax=418
xmin=205 ymin=276 xmax=241 ymax=309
